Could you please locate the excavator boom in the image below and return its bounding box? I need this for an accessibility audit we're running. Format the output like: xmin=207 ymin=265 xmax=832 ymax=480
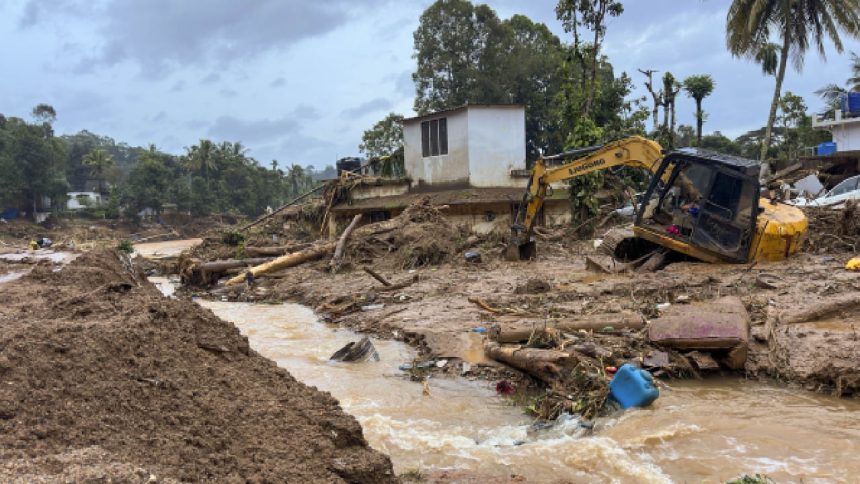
xmin=508 ymin=136 xmax=664 ymax=259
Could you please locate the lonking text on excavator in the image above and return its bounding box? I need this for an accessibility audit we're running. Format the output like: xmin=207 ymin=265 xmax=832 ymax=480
xmin=507 ymin=136 xmax=808 ymax=265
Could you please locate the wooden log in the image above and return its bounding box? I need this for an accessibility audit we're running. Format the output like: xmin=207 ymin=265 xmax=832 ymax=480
xmin=224 ymin=242 xmax=336 ymax=286
xmin=483 ymin=340 xmax=576 ymax=383
xmin=224 ymin=215 xmax=410 ymax=286
xmin=198 ymin=258 xmax=272 ymax=272
xmin=363 ymin=267 xmax=392 ymax=286
xmin=244 ymin=244 xmax=311 ymax=257
xmin=779 ymin=292 xmax=860 ymax=325
xmin=493 ymin=312 xmax=645 ymax=342
xmin=330 ymin=214 xmax=362 ymax=273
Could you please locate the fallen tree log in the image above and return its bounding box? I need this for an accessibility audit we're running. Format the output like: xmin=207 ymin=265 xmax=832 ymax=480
xmin=224 ymin=213 xmax=415 ymax=286
xmin=330 ymin=214 xmax=362 ymax=273
xmin=224 ymin=242 xmax=336 ymax=286
xmin=199 ymin=258 xmax=273 ymax=272
xmin=483 ymin=340 xmax=576 ymax=383
xmin=244 ymin=244 xmax=311 ymax=257
xmin=779 ymin=292 xmax=860 ymax=325
xmin=491 ymin=312 xmax=646 ymax=342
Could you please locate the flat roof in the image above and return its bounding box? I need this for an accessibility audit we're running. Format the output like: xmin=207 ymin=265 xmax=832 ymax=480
xmin=402 ymin=104 xmax=525 ymax=123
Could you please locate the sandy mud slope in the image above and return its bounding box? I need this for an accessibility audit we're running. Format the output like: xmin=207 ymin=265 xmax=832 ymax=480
xmin=0 ymin=250 xmax=394 ymax=482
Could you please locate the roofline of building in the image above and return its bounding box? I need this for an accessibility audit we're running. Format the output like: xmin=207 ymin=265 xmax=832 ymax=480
xmin=402 ymin=103 xmax=525 ymax=123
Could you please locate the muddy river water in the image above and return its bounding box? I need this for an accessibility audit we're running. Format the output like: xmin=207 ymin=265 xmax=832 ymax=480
xmin=198 ymin=300 xmax=860 ymax=483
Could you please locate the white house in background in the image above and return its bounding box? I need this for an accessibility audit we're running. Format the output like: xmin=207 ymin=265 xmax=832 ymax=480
xmin=402 ymin=104 xmax=526 ymax=188
xmin=66 ymin=191 xmax=103 ymax=210
xmin=812 ymin=109 xmax=860 ymax=152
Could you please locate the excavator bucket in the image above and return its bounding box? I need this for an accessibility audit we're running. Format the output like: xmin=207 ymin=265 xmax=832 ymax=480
xmin=505 ymin=240 xmax=536 ymax=261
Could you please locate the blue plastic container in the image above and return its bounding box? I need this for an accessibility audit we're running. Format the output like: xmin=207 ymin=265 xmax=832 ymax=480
xmin=841 ymin=93 xmax=860 ymax=115
xmin=609 ymin=364 xmax=659 ymax=409
xmin=817 ymin=142 xmax=837 ymax=156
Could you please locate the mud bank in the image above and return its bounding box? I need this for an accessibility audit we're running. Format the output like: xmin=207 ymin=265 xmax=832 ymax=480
xmin=0 ymin=250 xmax=394 ymax=482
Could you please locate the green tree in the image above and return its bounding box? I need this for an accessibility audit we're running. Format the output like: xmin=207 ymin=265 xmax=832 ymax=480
xmin=82 ymin=148 xmax=115 ymax=195
xmin=412 ymin=0 xmax=507 ymax=114
xmin=123 ymin=151 xmax=171 ymax=216
xmin=359 ymin=113 xmax=405 ymax=158
xmin=183 ymin=139 xmax=219 ymax=180
xmin=682 ymin=74 xmax=716 ymax=145
xmin=31 ymin=104 xmax=57 ymax=124
xmin=727 ymin=0 xmax=860 ymax=170
xmin=777 ymin=91 xmax=808 ymax=159
xmin=555 ymin=0 xmax=624 ymax=117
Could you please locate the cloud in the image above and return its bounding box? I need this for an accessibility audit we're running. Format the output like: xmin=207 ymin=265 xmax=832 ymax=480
xmin=22 ymin=0 xmax=388 ymax=77
xmin=270 ymin=77 xmax=286 ymax=88
xmin=207 ymin=115 xmax=300 ymax=144
xmin=341 ymin=97 xmax=393 ymax=118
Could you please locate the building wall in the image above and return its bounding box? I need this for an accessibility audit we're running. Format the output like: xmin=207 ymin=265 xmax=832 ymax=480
xmin=403 ymin=111 xmax=469 ymax=187
xmin=828 ymin=122 xmax=860 ymax=151
xmin=349 ymin=183 xmax=410 ymax=200
xmin=466 ymin=107 xmax=526 ymax=188
xmin=66 ymin=192 xmax=102 ymax=210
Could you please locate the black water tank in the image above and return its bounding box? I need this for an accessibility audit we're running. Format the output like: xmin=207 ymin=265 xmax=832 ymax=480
xmin=336 ymin=157 xmax=362 ymax=174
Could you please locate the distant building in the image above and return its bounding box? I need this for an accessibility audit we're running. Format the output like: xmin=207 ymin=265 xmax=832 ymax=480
xmin=66 ymin=191 xmax=103 ymax=210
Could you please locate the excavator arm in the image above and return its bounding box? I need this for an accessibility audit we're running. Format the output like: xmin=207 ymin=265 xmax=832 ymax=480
xmin=508 ymin=136 xmax=665 ymax=260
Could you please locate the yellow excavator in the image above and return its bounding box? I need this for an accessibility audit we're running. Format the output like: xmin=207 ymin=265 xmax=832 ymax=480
xmin=507 ymin=136 xmax=808 ymax=264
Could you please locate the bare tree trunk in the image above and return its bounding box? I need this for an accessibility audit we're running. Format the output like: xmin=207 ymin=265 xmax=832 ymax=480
xmin=760 ymin=34 xmax=791 ymax=177
xmin=695 ymin=98 xmax=703 ymax=145
xmin=330 ymin=214 xmax=362 ymax=273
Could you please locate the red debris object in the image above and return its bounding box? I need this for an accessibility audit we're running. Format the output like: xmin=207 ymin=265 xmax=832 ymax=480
xmin=605 ymin=366 xmax=618 ymax=374
xmin=495 ymin=380 xmax=515 ymax=395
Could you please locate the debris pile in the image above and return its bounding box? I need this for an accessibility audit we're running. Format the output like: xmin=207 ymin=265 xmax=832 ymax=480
xmin=803 ymin=200 xmax=859 ymax=253
xmin=0 ymin=249 xmax=394 ymax=482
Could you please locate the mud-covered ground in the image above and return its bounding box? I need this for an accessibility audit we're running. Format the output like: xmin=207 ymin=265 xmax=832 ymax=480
xmin=191 ymin=198 xmax=860 ymax=402
xmin=0 ymin=250 xmax=394 ymax=482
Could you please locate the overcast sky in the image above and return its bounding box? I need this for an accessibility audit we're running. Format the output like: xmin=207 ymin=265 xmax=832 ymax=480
xmin=2 ymin=0 xmax=859 ymax=168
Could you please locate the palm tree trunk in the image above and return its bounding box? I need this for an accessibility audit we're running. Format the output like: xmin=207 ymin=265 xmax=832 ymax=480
xmin=759 ymin=35 xmax=791 ymax=175
xmin=696 ymin=98 xmax=703 ymax=145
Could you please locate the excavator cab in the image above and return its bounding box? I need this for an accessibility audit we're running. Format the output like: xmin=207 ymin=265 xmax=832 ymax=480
xmin=634 ymin=149 xmax=761 ymax=263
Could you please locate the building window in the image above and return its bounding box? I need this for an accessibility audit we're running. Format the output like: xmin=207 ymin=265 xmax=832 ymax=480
xmin=421 ymin=117 xmax=448 ymax=157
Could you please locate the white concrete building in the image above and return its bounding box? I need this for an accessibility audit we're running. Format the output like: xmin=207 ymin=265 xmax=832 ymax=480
xmin=66 ymin=191 xmax=103 ymax=210
xmin=812 ymin=109 xmax=860 ymax=152
xmin=402 ymin=104 xmax=526 ymax=188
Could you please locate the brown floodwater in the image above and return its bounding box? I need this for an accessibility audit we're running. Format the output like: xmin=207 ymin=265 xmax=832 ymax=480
xmin=197 ymin=300 xmax=860 ymax=483
xmin=133 ymin=238 xmax=202 ymax=259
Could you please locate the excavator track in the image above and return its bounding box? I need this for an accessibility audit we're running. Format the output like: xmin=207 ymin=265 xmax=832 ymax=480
xmin=600 ymin=226 xmax=658 ymax=261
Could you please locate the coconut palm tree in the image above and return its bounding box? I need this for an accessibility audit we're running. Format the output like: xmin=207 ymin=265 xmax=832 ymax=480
xmin=816 ymin=51 xmax=860 ymax=110
xmin=183 ymin=139 xmax=218 ymax=180
xmin=82 ymin=148 xmax=114 ymax=195
xmin=682 ymin=74 xmax=716 ymax=145
xmin=727 ymin=0 xmax=860 ymax=169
